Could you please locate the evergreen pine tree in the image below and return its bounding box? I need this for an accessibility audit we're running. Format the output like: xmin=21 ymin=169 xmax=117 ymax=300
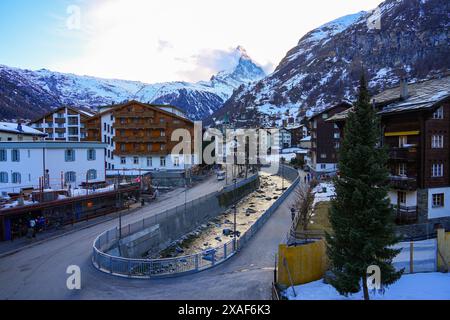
xmin=326 ymin=74 xmax=403 ymax=300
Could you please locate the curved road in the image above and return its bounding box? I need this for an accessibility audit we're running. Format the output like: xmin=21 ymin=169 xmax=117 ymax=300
xmin=0 ymin=174 xmax=298 ymax=300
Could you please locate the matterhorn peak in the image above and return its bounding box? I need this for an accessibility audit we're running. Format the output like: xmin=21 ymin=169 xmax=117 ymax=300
xmin=235 ymin=45 xmax=251 ymax=59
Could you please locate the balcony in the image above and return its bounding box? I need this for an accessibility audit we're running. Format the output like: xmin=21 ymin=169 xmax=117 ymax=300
xmin=113 ymin=123 xmax=166 ymax=129
xmin=389 ymin=175 xmax=418 ymax=190
xmin=388 ymin=146 xmax=419 ymax=162
xmin=114 ymin=136 xmax=167 ymax=143
xmin=392 ymin=205 xmax=418 ymax=225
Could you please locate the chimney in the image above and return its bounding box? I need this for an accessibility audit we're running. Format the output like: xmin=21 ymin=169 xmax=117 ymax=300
xmin=17 ymin=121 xmax=23 ymax=132
xmin=400 ymin=77 xmax=409 ymax=100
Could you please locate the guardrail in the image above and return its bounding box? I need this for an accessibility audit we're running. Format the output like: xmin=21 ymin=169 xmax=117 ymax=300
xmin=92 ymin=166 xmax=300 ymax=278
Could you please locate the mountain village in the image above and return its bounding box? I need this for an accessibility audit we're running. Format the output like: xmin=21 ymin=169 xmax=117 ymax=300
xmin=0 ymin=0 xmax=449 ymax=303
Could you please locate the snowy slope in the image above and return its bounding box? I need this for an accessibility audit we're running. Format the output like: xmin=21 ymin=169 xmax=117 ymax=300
xmin=0 ymin=46 xmax=266 ymax=121
xmin=214 ymin=0 xmax=450 ymax=127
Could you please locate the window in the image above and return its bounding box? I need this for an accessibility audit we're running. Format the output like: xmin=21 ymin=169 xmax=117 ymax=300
xmin=334 ymin=132 xmax=340 ymax=139
xmin=398 ymin=163 xmax=407 ymax=177
xmin=107 ymin=150 xmax=111 ymax=158
xmin=65 ymin=171 xmax=76 ymax=183
xmin=104 ymin=123 xmax=107 ymax=131
xmin=398 ymin=191 xmax=406 ymax=205
xmin=120 ymin=118 xmax=126 ymax=124
xmin=120 ymin=157 xmax=126 ymax=164
xmin=432 ymin=163 xmax=444 ymax=177
xmin=432 ymin=193 xmax=445 ymax=208
xmin=87 ymin=149 xmax=96 ymax=161
xmin=87 ymin=169 xmax=97 ymax=180
xmin=433 ymin=106 xmax=444 ymax=119
xmin=110 ymin=115 xmax=114 ymax=121
xmin=12 ymin=172 xmax=21 ymax=184
xmin=160 ymin=157 xmax=166 ymax=167
xmin=147 ymin=157 xmax=152 ymax=167
xmin=334 ymin=142 xmax=340 ymax=149
xmin=107 ymin=124 xmax=110 ymax=133
xmin=399 ymin=136 xmax=408 ymax=148
xmin=160 ymin=130 xmax=166 ymax=137
xmin=0 ymin=172 xmax=8 ymax=183
xmin=147 ymin=143 xmax=153 ymax=152
xmin=104 ymin=135 xmax=107 ymax=143
xmin=120 ymin=144 xmax=126 ymax=152
xmin=432 ymin=135 xmax=444 ymax=149
xmin=65 ymin=149 xmax=75 ymax=162
xmin=160 ymin=144 xmax=166 ymax=151
xmin=133 ymin=157 xmax=139 ymax=165
xmin=320 ymin=153 xmax=327 ymax=159
xmin=11 ymin=149 xmax=20 ymax=162
xmin=0 ymin=149 xmax=6 ymax=161
xmin=173 ymin=156 xmax=180 ymax=167
xmin=320 ymin=164 xmax=326 ymax=169
xmin=322 ymin=113 xmax=328 ymax=119
xmin=334 ymin=124 xmax=339 ymax=129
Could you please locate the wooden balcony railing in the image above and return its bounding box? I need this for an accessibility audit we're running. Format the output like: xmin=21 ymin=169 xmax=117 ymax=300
xmin=113 ymin=123 xmax=167 ymax=129
xmin=388 ymin=146 xmax=419 ymax=162
xmin=114 ymin=136 xmax=167 ymax=143
xmin=392 ymin=205 xmax=418 ymax=225
xmin=389 ymin=175 xmax=418 ymax=191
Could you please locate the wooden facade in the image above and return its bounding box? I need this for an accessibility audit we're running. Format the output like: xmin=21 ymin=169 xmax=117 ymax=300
xmin=308 ymin=102 xmax=352 ymax=175
xmin=83 ymin=101 xmax=195 ymax=172
xmin=328 ymin=76 xmax=450 ymax=228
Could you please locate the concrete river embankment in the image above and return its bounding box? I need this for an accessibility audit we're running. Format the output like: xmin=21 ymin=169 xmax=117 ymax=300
xmin=156 ymin=173 xmax=291 ymax=258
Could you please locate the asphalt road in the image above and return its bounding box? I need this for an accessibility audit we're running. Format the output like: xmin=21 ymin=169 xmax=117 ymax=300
xmin=0 ymin=173 xmax=298 ymax=300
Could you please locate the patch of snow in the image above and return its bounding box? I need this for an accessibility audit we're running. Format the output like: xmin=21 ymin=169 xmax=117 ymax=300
xmin=284 ymin=273 xmax=450 ymax=300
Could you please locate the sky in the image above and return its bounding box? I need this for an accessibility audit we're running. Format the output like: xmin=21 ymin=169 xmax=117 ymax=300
xmin=0 ymin=0 xmax=383 ymax=84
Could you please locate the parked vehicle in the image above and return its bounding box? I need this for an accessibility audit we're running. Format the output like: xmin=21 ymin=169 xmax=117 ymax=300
xmin=216 ymin=171 xmax=226 ymax=181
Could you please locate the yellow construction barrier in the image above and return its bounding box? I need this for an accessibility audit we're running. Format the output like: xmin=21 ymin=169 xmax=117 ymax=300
xmin=277 ymin=240 xmax=328 ymax=287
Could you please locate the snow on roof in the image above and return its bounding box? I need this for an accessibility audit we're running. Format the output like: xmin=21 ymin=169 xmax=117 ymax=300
xmin=301 ymin=136 xmax=312 ymax=142
xmin=376 ymin=76 xmax=450 ymax=115
xmin=0 ymin=122 xmax=46 ymax=136
xmin=328 ymin=76 xmax=450 ymax=120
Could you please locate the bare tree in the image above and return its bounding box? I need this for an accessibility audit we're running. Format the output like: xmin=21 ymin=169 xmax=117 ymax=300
xmin=292 ymin=183 xmax=315 ymax=231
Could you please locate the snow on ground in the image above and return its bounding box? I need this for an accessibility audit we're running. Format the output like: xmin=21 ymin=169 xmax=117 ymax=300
xmin=312 ymin=183 xmax=335 ymax=206
xmin=284 ymin=273 xmax=450 ymax=300
xmin=70 ymin=185 xmax=115 ymax=197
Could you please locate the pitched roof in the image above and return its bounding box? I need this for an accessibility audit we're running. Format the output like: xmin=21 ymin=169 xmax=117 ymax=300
xmin=307 ymin=101 xmax=353 ymax=121
xmin=376 ymin=76 xmax=450 ymax=115
xmin=0 ymin=122 xmax=47 ymax=136
xmin=28 ymin=106 xmax=95 ymax=124
xmin=328 ymin=75 xmax=450 ymax=121
xmin=86 ymin=100 xmax=194 ymax=124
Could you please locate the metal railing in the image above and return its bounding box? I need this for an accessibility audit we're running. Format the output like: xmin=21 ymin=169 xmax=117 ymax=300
xmin=92 ymin=166 xmax=300 ymax=279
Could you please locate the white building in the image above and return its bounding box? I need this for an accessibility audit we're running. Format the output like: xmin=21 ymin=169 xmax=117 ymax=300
xmin=0 ymin=122 xmax=47 ymax=142
xmin=29 ymin=106 xmax=95 ymax=142
xmin=0 ymin=141 xmax=106 ymax=195
xmin=270 ymin=128 xmax=291 ymax=150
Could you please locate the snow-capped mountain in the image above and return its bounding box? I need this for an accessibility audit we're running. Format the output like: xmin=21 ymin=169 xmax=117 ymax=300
xmin=0 ymin=46 xmax=266 ymax=121
xmin=213 ymin=0 xmax=449 ymax=127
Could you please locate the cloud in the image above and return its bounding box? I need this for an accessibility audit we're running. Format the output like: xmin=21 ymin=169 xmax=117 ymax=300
xmin=178 ymin=47 xmax=244 ymax=82
xmin=47 ymin=0 xmax=383 ymax=83
xmin=157 ymin=40 xmax=173 ymax=52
